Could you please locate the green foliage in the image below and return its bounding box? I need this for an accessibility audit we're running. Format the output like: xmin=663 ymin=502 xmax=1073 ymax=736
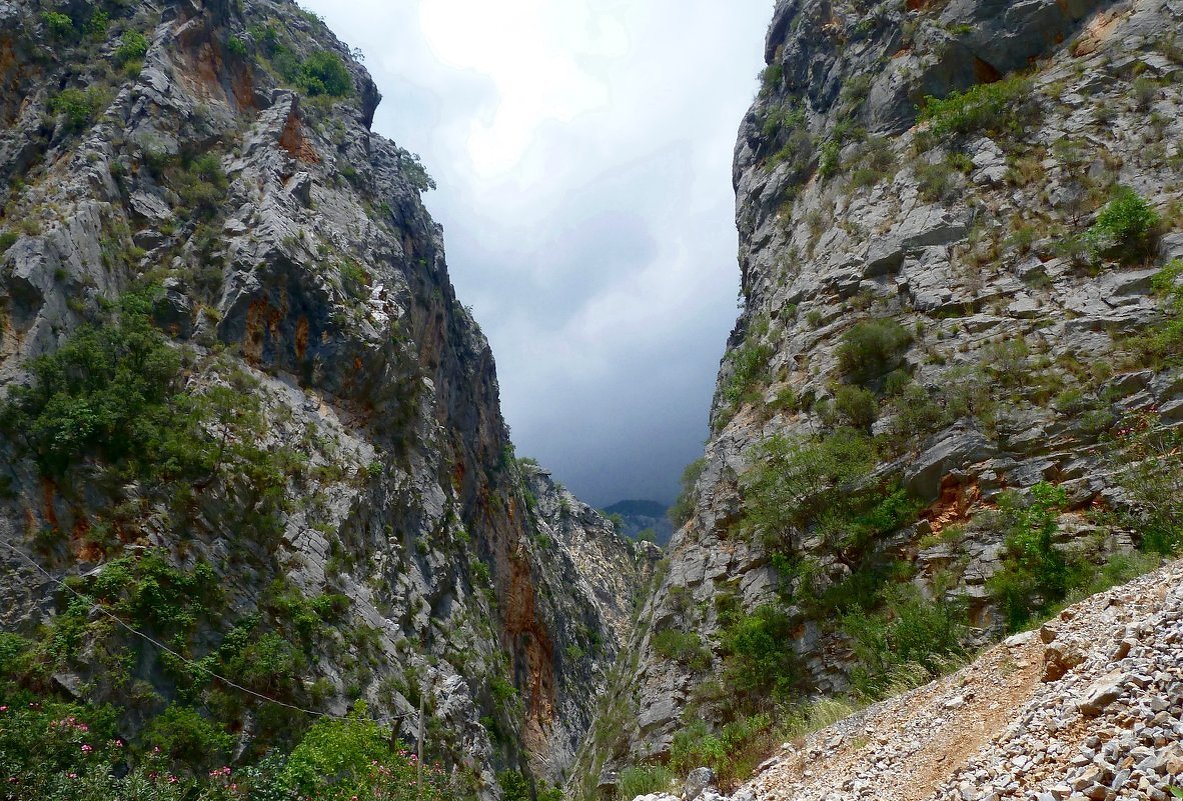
xmin=1128 ymin=260 xmax=1183 ymax=368
xmin=489 ymin=675 xmax=517 ymax=704
xmin=669 ymin=721 xmax=725 ymax=777
xmin=42 ymin=11 xmax=74 ymax=39
xmin=762 ymin=104 xmax=813 ymax=176
xmin=226 ymin=35 xmax=249 ymax=58
xmin=1086 ymin=185 xmax=1160 ymax=264
xmin=837 ymin=319 xmax=912 ymax=384
xmin=742 ymin=428 xmax=913 ymax=564
xmin=141 ymin=705 xmax=233 ymax=771
xmin=841 ymin=584 xmax=965 ymax=699
xmin=670 ymin=714 xmax=779 ymax=790
xmin=981 ymin=338 xmax=1031 ymax=388
xmin=651 ymin=629 xmax=710 ymax=671
xmin=668 ymin=457 xmax=706 ymax=527
xmin=397 ymin=149 xmax=437 ymax=192
xmin=0 ymin=231 xmax=18 ymax=253
xmin=499 ymin=770 xmax=531 ymax=801
xmin=917 ymin=76 xmax=1035 ymax=146
xmin=340 ymin=261 xmax=370 ymax=299
xmin=833 ymin=385 xmax=878 ymax=430
xmin=0 ymin=290 xmax=194 ymax=478
xmin=759 ymin=63 xmax=783 ymax=96
xmin=1111 ymin=412 xmax=1183 ymax=554
xmin=818 ymin=138 xmax=841 ymax=178
xmin=915 ymin=159 xmax=957 ymax=203
xmin=986 ymin=482 xmax=1091 ymax=631
xmin=86 ymin=9 xmax=109 ymax=38
xmin=297 ymin=51 xmax=353 ymax=97
xmin=722 ymin=340 xmax=774 ymax=409
xmin=114 ymin=31 xmax=149 ymax=66
xmin=719 ymin=605 xmax=798 ymax=701
xmin=281 ymin=707 xmax=448 ymax=800
xmin=50 ymin=88 xmax=104 ymax=132
xmin=618 ymin=765 xmax=675 ymax=799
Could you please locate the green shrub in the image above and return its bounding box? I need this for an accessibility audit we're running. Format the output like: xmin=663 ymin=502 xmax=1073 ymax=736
xmin=298 ymin=50 xmax=353 ymax=97
xmin=1127 ymin=261 xmax=1183 ymax=368
xmin=652 ymin=629 xmax=710 ymax=671
xmin=670 ymin=721 xmax=726 ymax=776
xmin=281 ymin=707 xmax=447 ymax=800
xmin=842 ymin=584 xmax=965 ymax=699
xmin=1133 ymin=76 xmax=1160 ymax=110
xmin=741 ymin=428 xmax=918 ymax=565
xmin=141 ymin=706 xmax=233 ymax=771
xmin=1112 ymin=412 xmax=1183 ymax=553
xmin=1087 ymin=185 xmax=1160 ymax=264
xmin=981 ymin=338 xmax=1030 ymax=387
xmin=818 ymin=138 xmax=841 ymax=178
xmin=0 ymin=231 xmax=18 ymax=253
xmin=50 ymin=88 xmax=103 ymax=132
xmin=618 ymin=765 xmax=675 ymax=799
xmin=42 ymin=11 xmax=74 ymax=39
xmin=834 ymin=385 xmax=878 ymax=430
xmin=722 ymin=340 xmax=774 ymax=409
xmin=720 ymin=605 xmax=799 ymax=700
xmin=670 ymin=714 xmax=779 ymax=789
xmin=837 ymin=318 xmax=912 ymax=384
xmin=0 ymin=290 xmax=195 ymax=478
xmin=915 ymin=159 xmax=956 ymax=202
xmin=114 ymin=30 xmax=149 ymax=65
xmin=885 ymin=383 xmax=951 ymax=444
xmin=226 ymin=35 xmax=248 ymax=58
xmin=499 ymin=770 xmax=531 ymax=801
xmin=489 ymin=675 xmax=517 ymax=704
xmin=142 ymin=150 xmax=229 ymax=219
xmin=86 ymin=8 xmax=109 ymax=38
xmin=917 ymin=75 xmax=1035 ymax=145
xmin=759 ymin=63 xmax=783 ymax=96
xmin=340 ymin=260 xmax=370 ymax=299
xmin=987 ymin=482 xmax=1088 ymax=631
xmin=668 ymin=457 xmax=706 ymax=527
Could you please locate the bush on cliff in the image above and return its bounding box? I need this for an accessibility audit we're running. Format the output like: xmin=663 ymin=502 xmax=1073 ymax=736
xmin=837 ymin=318 xmax=912 ymax=384
xmin=917 ymin=75 xmax=1035 ymax=147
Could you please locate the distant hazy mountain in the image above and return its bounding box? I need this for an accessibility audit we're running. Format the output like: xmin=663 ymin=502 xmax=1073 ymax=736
xmin=601 ymin=499 xmax=674 ymax=546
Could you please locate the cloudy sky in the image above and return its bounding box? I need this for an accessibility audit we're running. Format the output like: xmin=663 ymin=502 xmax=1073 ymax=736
xmin=300 ymin=0 xmax=773 ymax=506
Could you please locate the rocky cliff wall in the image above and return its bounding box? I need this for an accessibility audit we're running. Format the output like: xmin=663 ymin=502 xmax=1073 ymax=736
xmin=581 ymin=0 xmax=1183 ymax=792
xmin=0 ymin=0 xmax=651 ymax=796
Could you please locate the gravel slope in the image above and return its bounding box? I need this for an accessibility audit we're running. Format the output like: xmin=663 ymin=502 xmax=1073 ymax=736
xmin=683 ymin=559 xmax=1183 ymax=801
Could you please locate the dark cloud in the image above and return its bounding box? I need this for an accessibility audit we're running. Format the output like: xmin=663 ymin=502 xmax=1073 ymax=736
xmin=300 ymin=0 xmax=771 ymax=506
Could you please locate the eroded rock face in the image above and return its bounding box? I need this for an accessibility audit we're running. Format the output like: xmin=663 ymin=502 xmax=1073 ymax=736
xmin=0 ymin=0 xmax=650 ymax=795
xmin=580 ymin=0 xmax=1183 ymax=786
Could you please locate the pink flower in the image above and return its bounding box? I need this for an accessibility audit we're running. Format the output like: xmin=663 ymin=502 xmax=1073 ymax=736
xmin=168 ymin=775 xmax=178 ymax=784
xmin=0 ymin=705 xmax=8 ymax=712
xmin=114 ymin=739 xmax=124 ymax=748
xmin=81 ymin=745 xmax=93 ymax=753
xmin=68 ymin=773 xmax=78 ymax=780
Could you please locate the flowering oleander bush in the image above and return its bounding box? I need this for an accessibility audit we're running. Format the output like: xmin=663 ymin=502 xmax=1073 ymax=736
xmin=0 ymin=700 xmax=452 ymax=801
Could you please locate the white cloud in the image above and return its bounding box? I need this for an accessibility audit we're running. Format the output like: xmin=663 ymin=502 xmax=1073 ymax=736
xmin=300 ymin=0 xmax=772 ymax=504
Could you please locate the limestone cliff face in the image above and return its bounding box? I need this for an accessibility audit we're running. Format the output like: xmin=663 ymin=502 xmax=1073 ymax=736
xmin=582 ymin=0 xmax=1183 ymax=789
xmin=0 ymin=0 xmax=649 ymax=795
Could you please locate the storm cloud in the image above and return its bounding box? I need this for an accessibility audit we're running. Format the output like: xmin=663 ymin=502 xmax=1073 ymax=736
xmin=300 ymin=0 xmax=772 ymax=505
